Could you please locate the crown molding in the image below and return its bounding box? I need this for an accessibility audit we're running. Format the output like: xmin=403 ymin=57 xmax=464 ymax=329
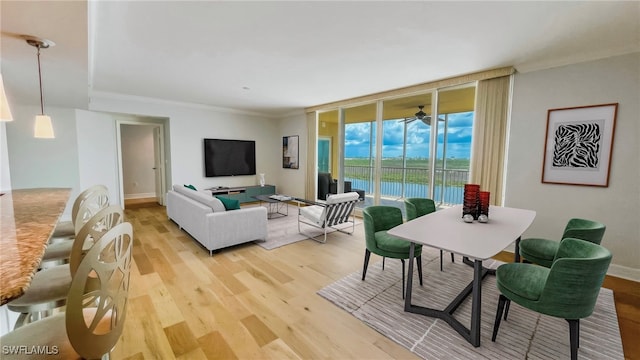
xmin=89 ymin=90 xmax=275 ymax=118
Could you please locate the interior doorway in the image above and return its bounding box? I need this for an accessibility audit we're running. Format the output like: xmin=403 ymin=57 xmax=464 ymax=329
xmin=117 ymin=119 xmax=168 ymax=208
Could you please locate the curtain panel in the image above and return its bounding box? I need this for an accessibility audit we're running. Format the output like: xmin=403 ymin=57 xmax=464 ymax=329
xmin=470 ymin=75 xmax=512 ymax=205
xmin=305 ymin=112 xmax=317 ymax=201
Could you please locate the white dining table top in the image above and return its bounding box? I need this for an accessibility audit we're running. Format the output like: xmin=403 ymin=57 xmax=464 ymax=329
xmin=388 ymin=205 xmax=536 ymax=260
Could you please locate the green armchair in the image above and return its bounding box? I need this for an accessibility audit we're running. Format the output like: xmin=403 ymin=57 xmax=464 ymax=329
xmin=362 ymin=206 xmax=423 ymax=299
xmin=492 ymin=238 xmax=612 ymax=360
xmin=404 ymin=198 xmax=454 ymax=271
xmin=519 ymin=218 xmax=605 ymax=268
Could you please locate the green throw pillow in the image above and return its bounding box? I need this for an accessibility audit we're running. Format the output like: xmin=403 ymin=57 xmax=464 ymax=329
xmin=216 ymin=196 xmax=240 ymax=210
xmin=184 ymin=184 xmax=197 ymax=191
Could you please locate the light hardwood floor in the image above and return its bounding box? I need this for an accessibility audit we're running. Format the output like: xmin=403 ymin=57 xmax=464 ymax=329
xmin=114 ymin=203 xmax=639 ymax=360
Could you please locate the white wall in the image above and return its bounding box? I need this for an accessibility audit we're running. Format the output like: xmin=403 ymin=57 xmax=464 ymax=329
xmin=5 ymin=104 xmax=80 ymax=219
xmin=275 ymin=111 xmax=308 ymax=199
xmin=89 ymin=96 xmax=280 ymax=192
xmin=507 ymin=52 xmax=640 ymax=280
xmin=0 ymin=122 xmax=11 ymax=192
xmin=75 ymin=110 xmax=120 ymax=205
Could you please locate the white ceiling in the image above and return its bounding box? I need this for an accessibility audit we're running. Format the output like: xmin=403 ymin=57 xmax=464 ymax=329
xmin=2 ymin=1 xmax=639 ymax=116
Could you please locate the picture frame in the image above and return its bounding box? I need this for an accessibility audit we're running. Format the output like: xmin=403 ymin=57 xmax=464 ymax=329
xmin=282 ymin=135 xmax=299 ymax=169
xmin=541 ymin=103 xmax=618 ymax=187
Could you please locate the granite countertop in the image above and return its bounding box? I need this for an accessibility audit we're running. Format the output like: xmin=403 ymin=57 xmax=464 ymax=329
xmin=0 ymin=188 xmax=71 ymax=305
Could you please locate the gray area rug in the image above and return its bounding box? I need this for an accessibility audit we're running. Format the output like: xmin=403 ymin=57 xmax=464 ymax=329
xmin=255 ymin=204 xmax=360 ymax=250
xmin=256 ymin=206 xmax=308 ymax=250
xmin=318 ymin=250 xmax=623 ymax=359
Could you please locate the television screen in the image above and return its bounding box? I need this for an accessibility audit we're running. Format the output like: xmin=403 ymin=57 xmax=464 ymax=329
xmin=204 ymin=139 xmax=256 ymax=177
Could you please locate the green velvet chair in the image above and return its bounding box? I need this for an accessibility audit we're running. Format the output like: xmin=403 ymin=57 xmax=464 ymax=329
xmin=404 ymin=198 xmax=454 ymax=271
xmin=519 ymin=218 xmax=605 ymax=268
xmin=492 ymin=238 xmax=612 ymax=360
xmin=362 ymin=206 xmax=423 ymax=299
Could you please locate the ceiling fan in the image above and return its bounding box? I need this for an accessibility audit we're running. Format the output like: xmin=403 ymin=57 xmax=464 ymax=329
xmin=400 ymin=105 xmax=444 ymax=126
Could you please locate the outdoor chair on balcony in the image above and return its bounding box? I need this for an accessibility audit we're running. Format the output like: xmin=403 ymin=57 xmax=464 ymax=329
xmin=404 ymin=198 xmax=454 ymax=271
xmin=317 ymin=172 xmax=365 ymax=201
xmin=298 ymin=192 xmax=360 ymax=243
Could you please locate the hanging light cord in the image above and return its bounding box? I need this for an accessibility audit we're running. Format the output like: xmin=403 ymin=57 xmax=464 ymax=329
xmin=36 ymin=44 xmax=45 ymax=115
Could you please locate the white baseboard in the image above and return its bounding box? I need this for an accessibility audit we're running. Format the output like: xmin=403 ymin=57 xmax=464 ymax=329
xmin=124 ymin=192 xmax=156 ymax=200
xmin=607 ymin=264 xmax=640 ymax=282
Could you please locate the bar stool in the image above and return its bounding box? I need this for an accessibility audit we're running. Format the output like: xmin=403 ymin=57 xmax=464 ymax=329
xmin=49 ymin=184 xmax=109 ymax=241
xmin=7 ymin=205 xmax=124 ymax=329
xmin=0 ymin=222 xmax=134 ymax=359
xmin=40 ymin=185 xmax=110 ymax=269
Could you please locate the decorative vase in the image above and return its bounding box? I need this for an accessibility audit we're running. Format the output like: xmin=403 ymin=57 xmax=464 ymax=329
xmin=259 ymin=173 xmax=265 ymax=187
xmin=478 ymin=191 xmax=490 ymax=218
xmin=463 ymin=184 xmax=480 ymax=220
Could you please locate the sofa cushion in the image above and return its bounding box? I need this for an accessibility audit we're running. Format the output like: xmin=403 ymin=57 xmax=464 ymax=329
xmin=299 ymin=205 xmax=325 ymax=226
xmin=207 ymin=195 xmax=226 ymax=212
xmin=173 ymin=185 xmax=225 ymax=212
xmin=216 ymin=196 xmax=241 ymax=210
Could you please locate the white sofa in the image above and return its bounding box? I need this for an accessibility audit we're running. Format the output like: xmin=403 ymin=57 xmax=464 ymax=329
xmin=166 ymin=185 xmax=267 ymax=255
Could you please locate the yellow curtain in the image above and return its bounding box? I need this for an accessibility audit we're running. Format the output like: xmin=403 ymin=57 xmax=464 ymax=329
xmin=470 ymin=75 xmax=512 ymax=205
xmin=305 ymin=112 xmax=317 ymax=201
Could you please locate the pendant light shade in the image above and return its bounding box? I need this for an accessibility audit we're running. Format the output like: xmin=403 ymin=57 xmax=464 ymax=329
xmin=0 ymin=74 xmax=13 ymax=122
xmin=25 ymin=36 xmax=55 ymax=138
xmin=34 ymin=115 xmax=54 ymax=138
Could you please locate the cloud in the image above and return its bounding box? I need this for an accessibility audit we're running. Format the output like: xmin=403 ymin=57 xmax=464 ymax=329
xmin=341 ymin=111 xmax=473 ymax=159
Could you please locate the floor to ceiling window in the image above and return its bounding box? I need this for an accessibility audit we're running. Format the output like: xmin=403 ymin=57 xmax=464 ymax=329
xmin=316 ymin=83 xmax=476 ymax=215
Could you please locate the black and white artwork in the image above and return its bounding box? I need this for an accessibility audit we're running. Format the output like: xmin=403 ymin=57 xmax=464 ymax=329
xmin=542 ymin=103 xmax=618 ymax=187
xmin=552 ymin=121 xmax=602 ymax=169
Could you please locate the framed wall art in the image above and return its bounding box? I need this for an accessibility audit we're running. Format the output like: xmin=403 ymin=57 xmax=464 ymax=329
xmin=541 ymin=103 xmax=618 ymax=187
xmin=283 ymin=135 xmax=299 ymax=169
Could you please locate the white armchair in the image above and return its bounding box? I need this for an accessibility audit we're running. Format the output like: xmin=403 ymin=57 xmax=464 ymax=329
xmin=297 ymin=192 xmax=359 ymax=243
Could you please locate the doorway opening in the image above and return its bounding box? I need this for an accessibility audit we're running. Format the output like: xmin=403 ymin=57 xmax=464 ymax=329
xmin=117 ymin=118 xmax=169 ymax=208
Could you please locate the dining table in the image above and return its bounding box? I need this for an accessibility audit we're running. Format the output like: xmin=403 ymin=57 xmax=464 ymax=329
xmin=0 ymin=188 xmax=71 ymax=306
xmin=387 ymin=204 xmax=536 ymax=347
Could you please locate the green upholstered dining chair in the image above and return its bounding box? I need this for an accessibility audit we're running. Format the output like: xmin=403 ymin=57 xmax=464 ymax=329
xmin=492 ymin=238 xmax=612 ymax=360
xmin=362 ymin=206 xmax=423 ymax=299
xmin=404 ymin=198 xmax=454 ymax=271
xmin=519 ymin=218 xmax=605 ymax=268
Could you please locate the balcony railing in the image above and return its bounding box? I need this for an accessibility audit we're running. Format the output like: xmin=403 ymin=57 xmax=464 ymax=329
xmin=344 ymin=165 xmax=469 ymax=205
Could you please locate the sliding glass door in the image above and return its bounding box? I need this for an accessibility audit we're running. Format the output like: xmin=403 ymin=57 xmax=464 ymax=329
xmin=317 ymin=83 xmax=475 ymax=214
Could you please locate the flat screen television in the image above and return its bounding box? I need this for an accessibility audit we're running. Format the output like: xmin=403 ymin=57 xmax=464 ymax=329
xmin=204 ymin=138 xmax=256 ymax=177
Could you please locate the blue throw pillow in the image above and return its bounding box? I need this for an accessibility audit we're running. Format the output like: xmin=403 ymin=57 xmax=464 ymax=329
xmin=216 ymin=196 xmax=240 ymax=210
xmin=183 ymin=184 xmax=197 ymax=191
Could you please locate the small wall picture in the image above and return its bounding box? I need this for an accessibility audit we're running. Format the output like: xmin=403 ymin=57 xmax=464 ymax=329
xmin=283 ymin=135 xmax=299 ymax=169
xmin=541 ymin=103 xmax=618 ymax=187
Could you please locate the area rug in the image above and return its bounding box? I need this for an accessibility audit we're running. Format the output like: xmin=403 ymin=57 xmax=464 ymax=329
xmin=318 ymin=251 xmax=624 ymax=359
xmin=254 ymin=204 xmax=360 ymax=250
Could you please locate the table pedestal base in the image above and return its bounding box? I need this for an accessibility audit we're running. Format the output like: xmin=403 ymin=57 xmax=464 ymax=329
xmin=405 ymin=243 xmax=493 ymax=347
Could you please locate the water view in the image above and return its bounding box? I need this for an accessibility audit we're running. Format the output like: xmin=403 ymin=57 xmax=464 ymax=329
xmin=321 ymin=112 xmax=473 ymax=209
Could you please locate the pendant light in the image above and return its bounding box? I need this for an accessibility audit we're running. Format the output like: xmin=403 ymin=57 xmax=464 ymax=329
xmin=0 ymin=74 xmax=13 ymax=121
xmin=25 ymin=36 xmax=55 ymax=138
xmin=0 ymin=73 xmax=12 ymax=122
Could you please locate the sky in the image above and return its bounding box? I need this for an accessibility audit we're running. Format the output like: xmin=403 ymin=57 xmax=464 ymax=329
xmin=344 ymin=112 xmax=474 ymax=159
